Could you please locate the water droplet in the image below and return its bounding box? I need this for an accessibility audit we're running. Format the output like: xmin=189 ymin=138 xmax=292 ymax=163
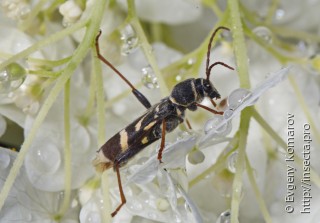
xmin=141 ymin=66 xmax=159 ymax=89
xmin=31 ymin=144 xmax=61 ymax=174
xmin=0 ymin=152 xmax=10 ymax=169
xmin=223 ymin=109 xmax=233 ymax=119
xmin=216 ymin=210 xmax=231 ymax=223
xmin=0 ymin=63 xmax=26 ymax=94
xmin=253 ymin=26 xmax=273 ymax=44
xmin=128 ymin=199 xmax=143 ymax=211
xmin=156 ymin=198 xmax=169 ymax=211
xmin=204 ymin=116 xmax=232 ymax=136
xmin=188 ymin=150 xmax=205 ymax=164
xmin=227 ymin=88 xmax=251 ymax=110
xmin=120 ymin=24 xmax=139 ymax=55
xmin=227 ymin=152 xmax=238 ymax=174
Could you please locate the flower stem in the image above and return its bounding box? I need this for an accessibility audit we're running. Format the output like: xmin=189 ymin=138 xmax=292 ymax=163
xmin=0 ymin=18 xmax=88 ymax=71
xmin=94 ymin=49 xmax=106 ymax=146
xmin=58 ymin=79 xmax=72 ymax=216
xmin=0 ymin=0 xmax=107 ymax=212
xmin=227 ymin=0 xmax=251 ymax=222
xmin=245 ymin=156 xmax=272 ymax=223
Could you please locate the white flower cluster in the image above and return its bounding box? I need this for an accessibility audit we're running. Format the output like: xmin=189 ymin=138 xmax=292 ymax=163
xmin=0 ymin=0 xmax=320 ymax=223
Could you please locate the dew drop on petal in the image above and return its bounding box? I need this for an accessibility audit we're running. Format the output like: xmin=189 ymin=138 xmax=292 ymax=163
xmin=188 ymin=150 xmax=205 ymax=165
xmin=120 ymin=24 xmax=139 ymax=55
xmin=204 ymin=116 xmax=232 ymax=136
xmin=0 ymin=152 xmax=10 ymax=169
xmin=223 ymin=109 xmax=233 ymax=120
xmin=0 ymin=63 xmax=26 ymax=94
xmin=227 ymin=88 xmax=251 ymax=110
xmin=31 ymin=144 xmax=61 ymax=174
xmin=253 ymin=26 xmax=273 ymax=44
xmin=141 ymin=66 xmax=159 ymax=89
xmin=227 ymin=151 xmax=238 ymax=174
xmin=216 ymin=210 xmax=231 ymax=223
xmin=156 ymin=198 xmax=170 ymax=212
xmin=127 ymin=199 xmax=143 ymax=211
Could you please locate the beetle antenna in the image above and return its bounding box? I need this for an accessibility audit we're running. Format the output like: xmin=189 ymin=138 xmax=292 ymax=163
xmin=205 ymin=26 xmax=231 ymax=80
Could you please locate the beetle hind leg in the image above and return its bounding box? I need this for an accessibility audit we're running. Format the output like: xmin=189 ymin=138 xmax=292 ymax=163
xmin=111 ymin=163 xmax=127 ymax=217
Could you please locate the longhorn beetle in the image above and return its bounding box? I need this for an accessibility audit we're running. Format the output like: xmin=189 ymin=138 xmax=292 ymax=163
xmin=93 ymin=26 xmax=234 ymax=217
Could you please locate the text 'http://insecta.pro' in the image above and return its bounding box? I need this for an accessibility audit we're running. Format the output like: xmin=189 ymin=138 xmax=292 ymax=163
xmin=92 ymin=26 xmax=234 ymax=217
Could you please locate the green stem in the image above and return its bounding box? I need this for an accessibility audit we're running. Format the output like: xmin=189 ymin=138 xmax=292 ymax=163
xmin=93 ymin=50 xmax=106 ymax=146
xmin=0 ymin=19 xmax=88 ymax=71
xmin=19 ymin=0 xmax=47 ymax=31
xmin=227 ymin=1 xmax=251 ymax=222
xmin=245 ymin=156 xmax=272 ymax=223
xmin=265 ymin=0 xmax=280 ymax=24
xmin=228 ymin=1 xmax=250 ymax=89
xmin=231 ymin=108 xmax=251 ymax=223
xmin=101 ymin=171 xmax=112 ymax=223
xmin=0 ymin=0 xmax=107 ymax=211
xmin=58 ymin=79 xmax=72 ymax=216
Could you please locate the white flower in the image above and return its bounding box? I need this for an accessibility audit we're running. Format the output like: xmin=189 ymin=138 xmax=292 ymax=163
xmin=117 ymin=0 xmax=202 ymax=25
xmin=59 ymin=0 xmax=83 ymax=26
xmin=0 ymin=148 xmax=79 ymax=222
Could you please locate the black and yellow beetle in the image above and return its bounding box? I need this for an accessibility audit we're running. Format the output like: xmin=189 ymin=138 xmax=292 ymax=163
xmin=93 ymin=26 xmax=234 ymax=217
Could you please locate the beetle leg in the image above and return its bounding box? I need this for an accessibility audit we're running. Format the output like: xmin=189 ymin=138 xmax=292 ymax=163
xmin=185 ymin=118 xmax=192 ymax=130
xmin=111 ymin=163 xmax=127 ymax=217
xmin=95 ymin=31 xmax=151 ymax=109
xmin=157 ymin=120 xmax=166 ymax=163
xmin=196 ymin=103 xmax=224 ymax=115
